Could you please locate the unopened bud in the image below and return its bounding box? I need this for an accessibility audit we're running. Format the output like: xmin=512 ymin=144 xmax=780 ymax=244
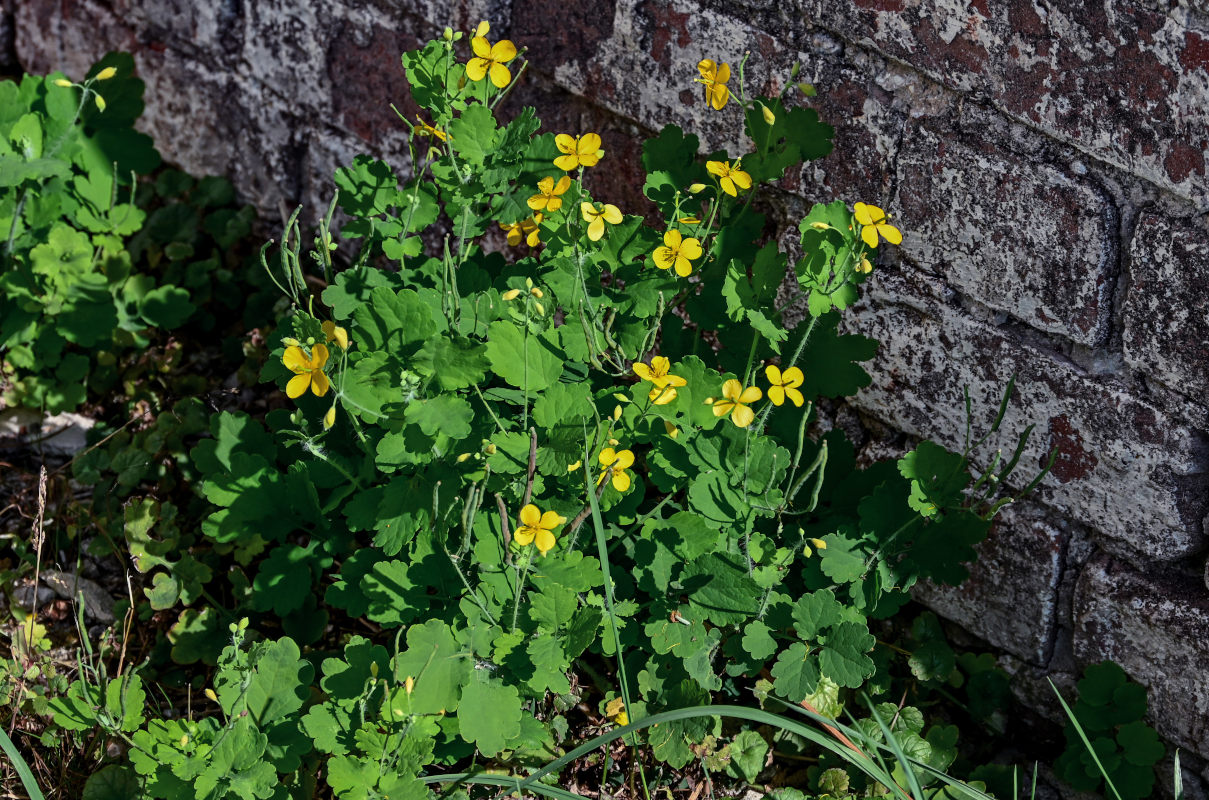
xmin=369 ymin=662 xmax=379 ymax=678
xmin=687 ymin=183 xmax=706 ymax=194
xmin=567 ymin=460 xmax=582 ymax=473
xmin=608 ymin=437 xmax=620 ymax=446
xmin=857 ymin=257 xmax=873 ymax=274
xmin=94 ymin=94 xmax=106 ymax=112
xmin=809 ymin=221 xmax=830 ymax=231
xmin=790 ymin=61 xmax=801 ymax=79
xmin=612 ymin=405 xmax=623 ymax=421
xmin=502 ymin=288 xmax=521 ymax=301
xmin=442 ymin=26 xmax=454 ymax=41
xmin=525 ymin=277 xmax=534 ymax=289
xmin=810 ymin=538 xmax=827 ymax=550
xmin=95 ymin=66 xmax=118 ymax=81
xmin=180 ymin=735 xmax=190 ymax=747
xmin=484 ymin=443 xmax=497 ymax=455
xmin=238 ymin=617 xmax=249 ymax=630
xmin=456 ymin=452 xmax=472 ymax=463
xmin=530 ymin=287 xmax=544 ymax=298
xmin=405 ymin=675 xmax=415 ymax=695
xmin=204 ymin=688 xmax=218 ymax=702
xmin=761 ymin=105 xmax=776 ymax=125
xmin=534 ymin=301 xmax=545 ymax=315
xmin=281 ymin=337 xmax=300 ymax=347
xmin=798 ymin=82 xmax=817 ymax=97
xmin=612 ymin=393 xmax=630 ymax=403
xmin=324 ymin=406 xmax=336 ymax=430
xmin=53 ymin=78 xmax=73 ymax=88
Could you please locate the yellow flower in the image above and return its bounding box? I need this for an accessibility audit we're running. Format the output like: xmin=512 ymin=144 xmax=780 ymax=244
xmin=474 ymin=20 xmax=490 ymax=38
xmin=605 ymin=697 xmax=629 ymax=726
xmin=282 ymin=345 xmax=331 ymax=399
xmin=501 ymin=214 xmax=543 ymax=247
xmin=466 ymin=36 xmax=517 ymax=89
xmin=696 ymin=59 xmax=731 ymax=110
xmin=706 ymin=159 xmax=752 ymax=197
xmin=597 ymin=447 xmax=635 ymax=492
xmin=580 ymin=202 xmax=622 ymax=242
xmin=514 ymin=503 xmax=566 ymax=556
xmin=322 ymin=320 xmax=349 ymax=350
xmin=764 ymin=364 xmax=805 ymax=407
xmin=852 ymin=202 xmax=903 ymax=249
xmin=95 ymin=66 xmax=117 ymax=81
xmin=554 ymin=133 xmax=602 ymax=171
xmin=632 ymin=356 xmax=687 ymax=405
xmin=414 ymin=115 xmax=448 ymax=142
xmin=528 ymin=175 xmax=571 ymax=212
xmin=567 ymin=460 xmax=582 ymax=473
xmin=712 ymin=379 xmax=762 ymax=427
xmin=653 ymin=229 xmax=703 ymax=277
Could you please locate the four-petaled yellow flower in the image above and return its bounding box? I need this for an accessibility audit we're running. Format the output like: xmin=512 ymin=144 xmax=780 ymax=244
xmin=605 ymin=697 xmax=629 ymax=727
xmin=554 ymin=133 xmax=602 ymax=171
xmin=322 ymin=320 xmax=349 ymax=350
xmin=514 ymin=503 xmax=565 ymax=556
xmin=712 ymin=379 xmax=762 ymax=427
xmin=764 ymin=364 xmax=805 ymax=407
xmin=282 ymin=344 xmax=331 ymax=399
xmin=597 ymin=447 xmax=635 ymax=492
xmin=501 ymin=214 xmax=543 ymax=247
xmin=653 ymin=229 xmax=703 ymax=277
xmin=528 ymin=175 xmax=571 ymax=212
xmin=466 ymin=35 xmax=517 ymax=89
xmin=414 ymin=115 xmax=447 ymax=142
xmin=580 ymin=202 xmax=622 ymax=242
xmin=696 ymin=59 xmax=731 ymax=110
xmin=706 ymin=159 xmax=752 ymax=197
xmin=852 ymin=202 xmax=903 ymax=249
xmin=633 ymin=356 xmax=687 ymax=405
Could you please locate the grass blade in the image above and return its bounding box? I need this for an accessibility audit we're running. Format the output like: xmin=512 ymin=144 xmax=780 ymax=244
xmin=0 ymin=727 xmax=45 ymax=800
xmin=1049 ymin=678 xmax=1124 ymax=800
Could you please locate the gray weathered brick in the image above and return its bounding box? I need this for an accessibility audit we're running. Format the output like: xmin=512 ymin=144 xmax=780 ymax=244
xmin=1124 ymin=213 xmax=1209 ymax=401
xmin=845 ymin=269 xmax=1209 ymax=560
xmin=1074 ymin=553 xmax=1209 ymax=759
xmin=913 ymin=501 xmax=1066 ymax=665
xmin=893 ymin=123 xmax=1117 ymax=345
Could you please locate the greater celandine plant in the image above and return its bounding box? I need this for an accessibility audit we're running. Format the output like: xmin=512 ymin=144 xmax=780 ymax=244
xmin=50 ymin=21 xmax=1048 ymax=800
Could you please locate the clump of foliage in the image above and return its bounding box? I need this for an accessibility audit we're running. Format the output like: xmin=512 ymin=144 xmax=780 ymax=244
xmin=10 ymin=26 xmax=1064 ymax=800
xmin=1054 ymin=661 xmax=1166 ymax=800
xmin=0 ymin=53 xmax=264 ymax=413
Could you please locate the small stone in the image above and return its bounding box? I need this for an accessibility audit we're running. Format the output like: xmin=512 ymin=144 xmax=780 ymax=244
xmin=40 ymin=569 xmax=115 ymax=624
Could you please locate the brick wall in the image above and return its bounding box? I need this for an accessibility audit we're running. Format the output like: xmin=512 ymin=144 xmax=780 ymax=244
xmin=10 ymin=0 xmax=1209 ymax=784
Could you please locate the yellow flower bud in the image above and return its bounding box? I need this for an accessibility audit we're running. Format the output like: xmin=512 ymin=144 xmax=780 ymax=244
xmin=534 ymin=301 xmax=545 ymax=315
xmin=405 ymin=675 xmax=415 ymax=695
xmin=612 ymin=393 xmax=630 ymax=403
xmin=475 ymin=20 xmax=490 ymax=38
xmin=530 ymin=287 xmax=544 ymax=299
xmin=95 ymin=66 xmax=118 ymax=80
xmin=687 ymin=183 xmax=707 ymax=193
xmin=567 ymin=460 xmax=582 ymax=473
xmin=608 ymin=437 xmax=620 ymax=446
xmin=53 ymin=78 xmax=73 ymax=88
xmin=281 ymin=337 xmax=301 ymax=347
xmin=370 ymin=662 xmax=379 ymax=678
xmin=809 ymin=222 xmax=830 ymax=231
xmin=525 ymin=277 xmax=534 ymax=288
xmin=810 ymin=538 xmax=828 ymax=550
xmin=94 ymin=94 xmax=106 ymax=112
xmin=442 ymin=26 xmax=454 ymax=41
xmin=456 ymin=452 xmax=472 ymax=463
xmin=761 ymin=104 xmax=776 ymax=125
xmin=803 ymin=544 xmax=813 ymax=557
xmin=323 ymin=406 xmax=336 ymax=430
xmin=204 ymin=688 xmax=218 ymax=702
xmin=857 ymin=257 xmax=873 ymax=274
xmin=612 ymin=405 xmax=623 ymax=421
xmin=180 ymin=735 xmax=190 ymax=747
xmin=502 ymin=288 xmax=521 ymax=301
xmin=484 ymin=443 xmax=497 ymax=455
xmin=238 ymin=617 xmax=249 ymax=630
